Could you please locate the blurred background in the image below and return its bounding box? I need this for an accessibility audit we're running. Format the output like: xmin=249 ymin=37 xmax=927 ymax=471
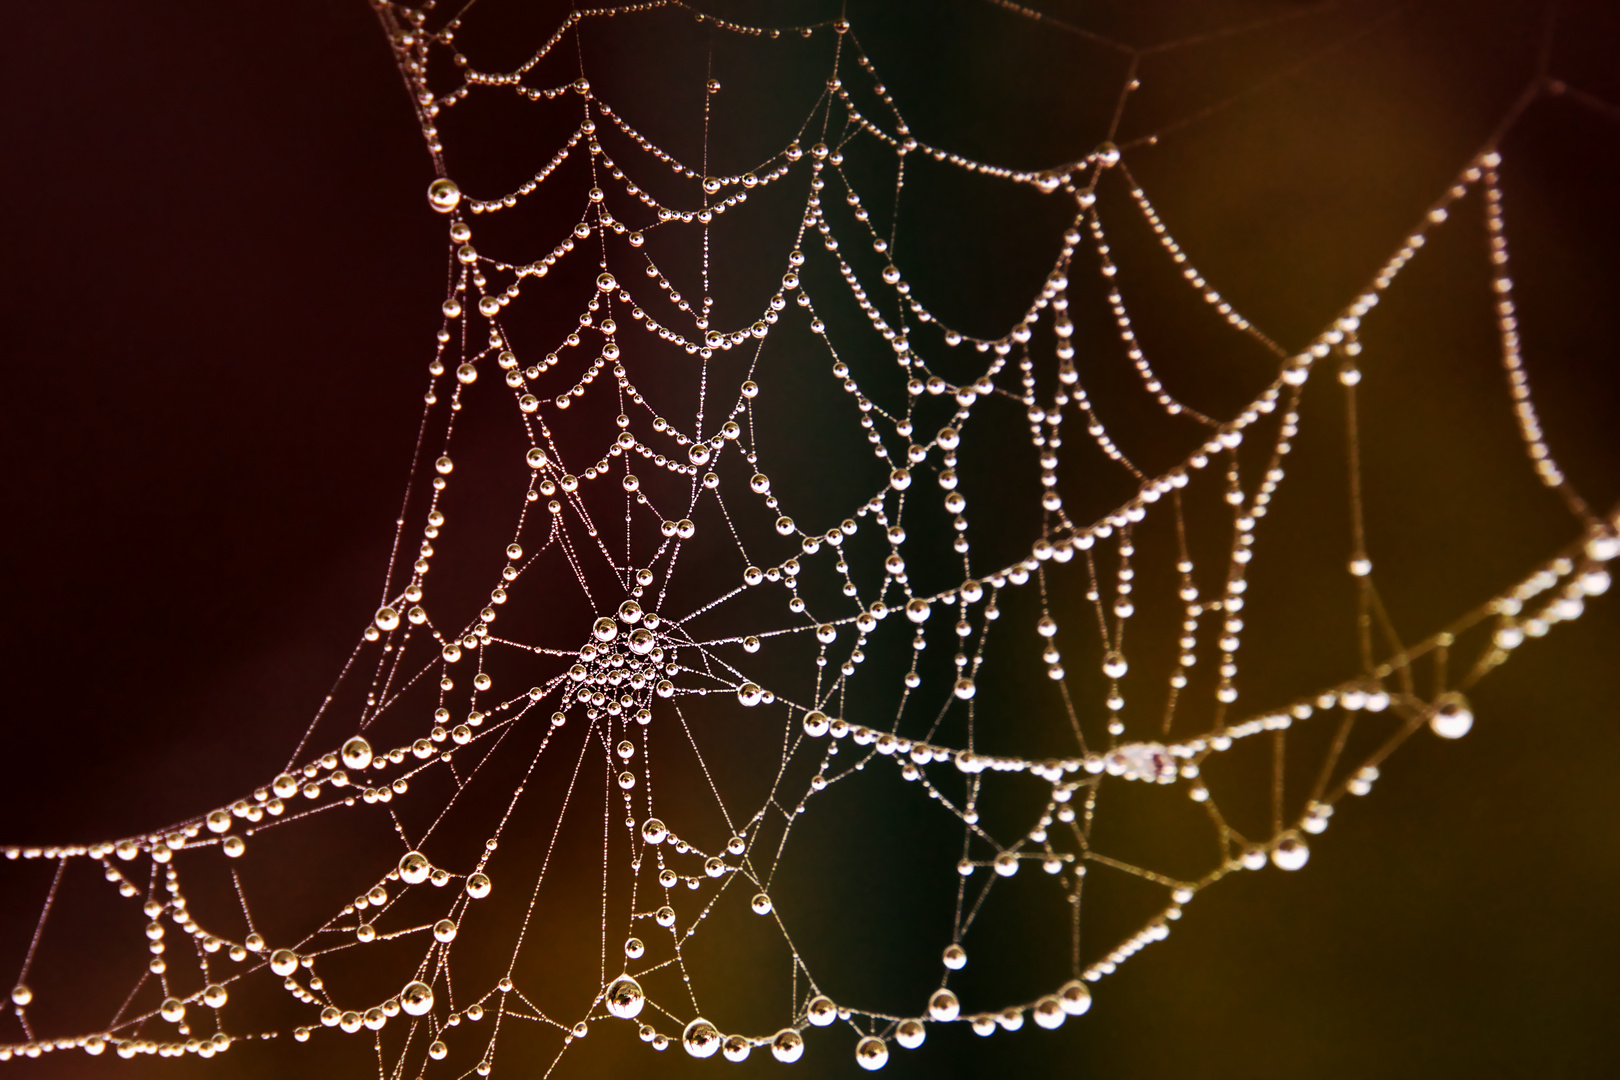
xmin=1 ymin=0 xmax=1618 ymax=1077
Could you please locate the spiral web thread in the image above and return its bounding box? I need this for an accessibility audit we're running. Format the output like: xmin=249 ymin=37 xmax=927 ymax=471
xmin=3 ymin=1 xmax=1618 ymax=1075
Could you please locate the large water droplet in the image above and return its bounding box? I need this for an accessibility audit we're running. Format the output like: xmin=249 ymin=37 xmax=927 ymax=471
xmin=1033 ymin=996 xmax=1065 ymax=1029
xmin=1271 ymin=834 xmax=1310 ymax=871
xmin=401 ymin=981 xmax=434 ymax=1016
xmin=682 ymin=1018 xmax=721 ymax=1059
xmin=805 ymin=995 xmax=837 ymax=1026
xmin=771 ymin=1028 xmax=805 ymax=1062
xmin=928 ymin=989 xmax=960 ymax=1022
xmin=855 ymin=1036 xmax=889 ymax=1071
xmin=605 ymin=975 xmax=644 ymax=1019
xmin=1059 ymin=980 xmax=1092 ymax=1016
xmin=341 ymin=736 xmax=373 ymax=770
xmin=427 ymin=178 xmax=461 ymax=213
xmin=399 ymin=851 xmax=431 ymax=885
xmin=1428 ymin=691 xmax=1474 ymax=739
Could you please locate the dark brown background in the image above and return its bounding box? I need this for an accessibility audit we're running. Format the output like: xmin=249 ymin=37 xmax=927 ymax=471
xmin=2 ymin=1 xmax=1618 ymax=1077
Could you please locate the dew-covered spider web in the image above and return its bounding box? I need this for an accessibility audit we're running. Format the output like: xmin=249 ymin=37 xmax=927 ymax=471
xmin=4 ymin=0 xmax=1619 ymax=1076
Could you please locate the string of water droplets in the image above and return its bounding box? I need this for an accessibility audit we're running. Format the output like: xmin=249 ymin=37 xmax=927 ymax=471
xmin=4 ymin=2 xmax=1617 ymax=1076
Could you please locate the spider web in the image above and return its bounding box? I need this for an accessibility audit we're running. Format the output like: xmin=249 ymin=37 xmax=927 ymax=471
xmin=3 ymin=0 xmax=1618 ymax=1076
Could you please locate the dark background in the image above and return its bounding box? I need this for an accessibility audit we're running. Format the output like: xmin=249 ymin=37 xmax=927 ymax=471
xmin=2 ymin=0 xmax=1619 ymax=1077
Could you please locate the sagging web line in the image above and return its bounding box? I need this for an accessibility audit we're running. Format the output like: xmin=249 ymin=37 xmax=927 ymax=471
xmin=3 ymin=0 xmax=1617 ymax=1075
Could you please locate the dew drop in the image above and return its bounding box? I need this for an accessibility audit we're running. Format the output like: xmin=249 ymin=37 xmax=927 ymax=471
xmin=401 ymin=981 xmax=434 ymax=1016
xmin=427 ymin=178 xmax=461 ymax=213
xmin=681 ymin=1018 xmax=721 ymax=1059
xmin=805 ymin=995 xmax=837 ymax=1026
xmin=771 ymin=1028 xmax=805 ymax=1063
xmin=1059 ymin=980 xmax=1092 ymax=1015
xmin=855 ymin=1036 xmax=889 ymax=1071
xmin=399 ymin=851 xmax=431 ymax=885
xmin=928 ymin=989 xmax=960 ymax=1021
xmin=1428 ymin=691 xmax=1474 ymax=739
xmin=1271 ymin=835 xmax=1310 ymax=871
xmin=341 ymin=737 xmax=373 ymax=770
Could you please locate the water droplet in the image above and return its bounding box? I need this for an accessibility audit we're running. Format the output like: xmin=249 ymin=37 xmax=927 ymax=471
xmin=433 ymin=919 xmax=457 ymax=943
xmin=203 ymin=984 xmax=227 ymax=1008
xmin=942 ymin=944 xmax=967 ymax=970
xmin=427 ymin=178 xmax=461 ymax=213
xmin=1060 ymin=980 xmax=1092 ymax=1015
xmin=722 ymin=1035 xmax=751 ymax=1062
xmin=401 ymin=981 xmax=434 ymax=1016
xmin=641 ymin=819 xmax=667 ymax=844
xmin=10 ymin=984 xmax=31 ymax=1007
xmin=399 ymin=851 xmax=431 ymax=885
xmin=806 ymin=995 xmax=837 ymax=1026
xmin=270 ymin=949 xmax=299 ymax=977
xmin=771 ymin=1028 xmax=805 ymax=1062
xmin=1428 ymin=691 xmax=1474 ymax=739
xmin=1272 ymin=835 xmax=1310 ymax=871
xmin=375 ymin=607 xmax=401 ymax=632
xmin=751 ymin=893 xmax=773 ymax=915
xmin=896 ymin=1019 xmax=926 ymax=1048
xmin=466 ymin=873 xmax=492 ymax=899
xmin=341 ymin=737 xmax=373 ymax=770
xmin=855 ymin=1036 xmax=889 ymax=1070
xmin=928 ymin=989 xmax=960 ymax=1021
xmin=624 ymin=937 xmax=644 ymax=959
xmin=593 ymin=617 xmax=618 ymax=642
xmin=160 ymin=997 xmax=185 ymax=1023
xmin=682 ymin=1018 xmax=721 ymax=1059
